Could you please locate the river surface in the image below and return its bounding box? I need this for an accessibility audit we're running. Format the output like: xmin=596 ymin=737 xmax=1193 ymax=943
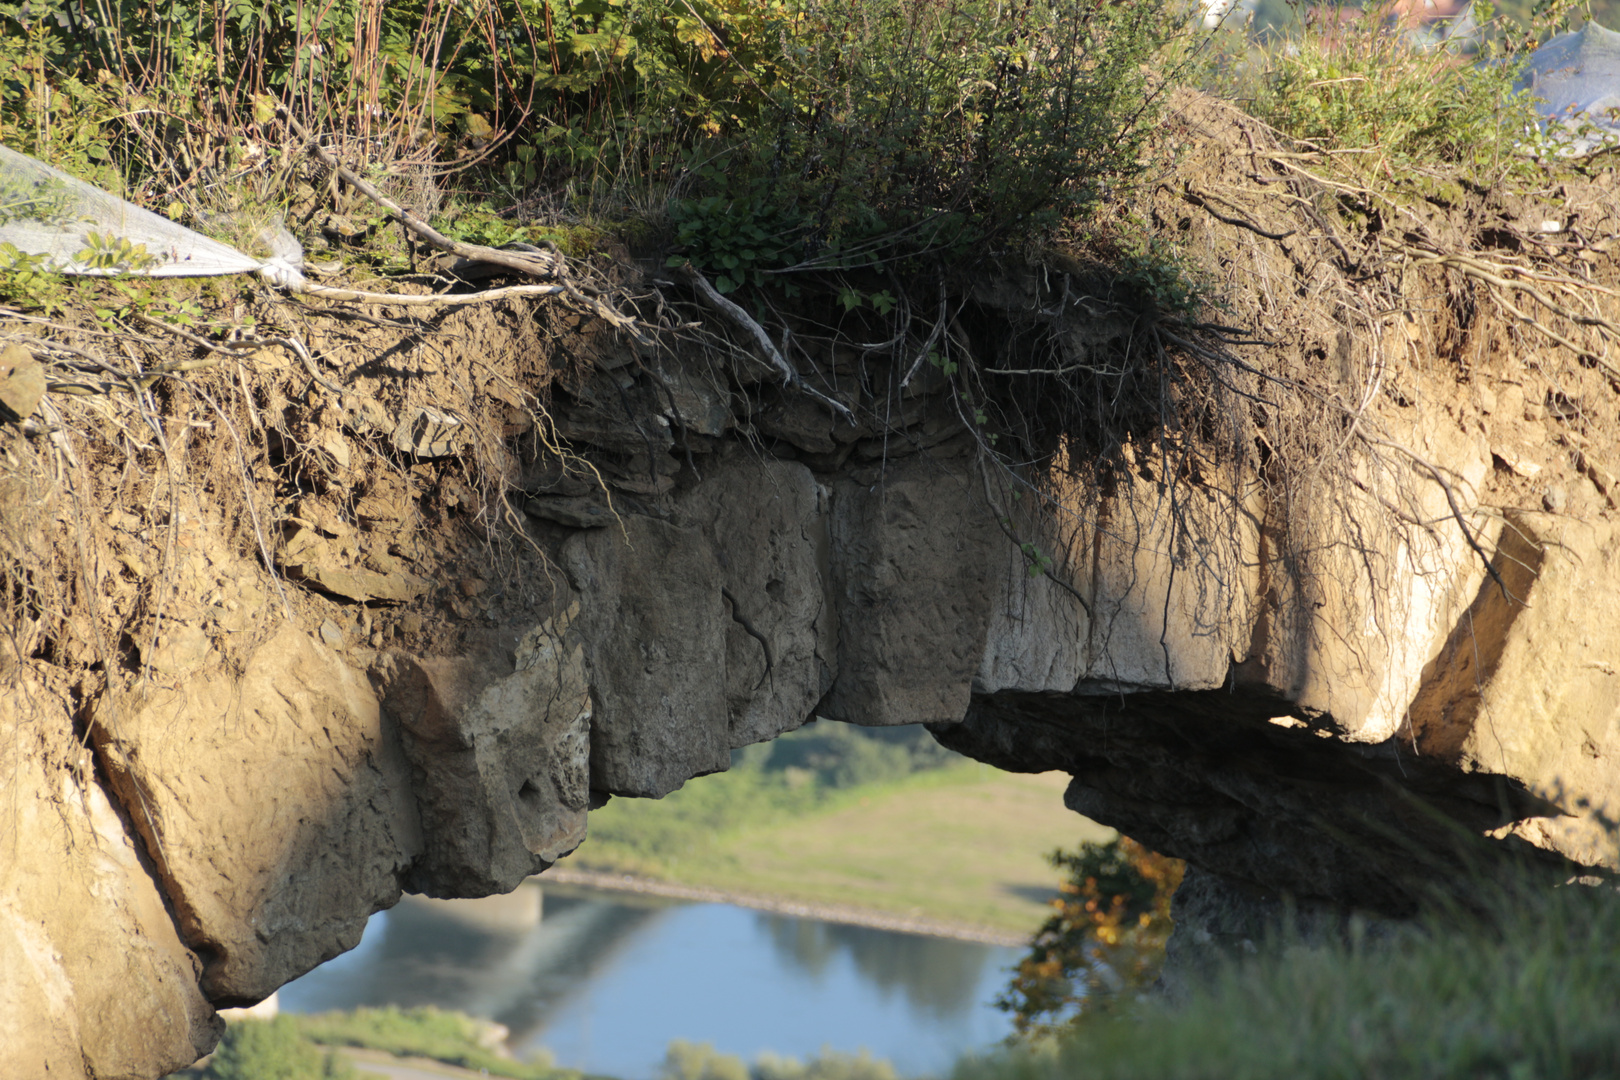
xmin=279 ymin=883 xmax=1022 ymax=1079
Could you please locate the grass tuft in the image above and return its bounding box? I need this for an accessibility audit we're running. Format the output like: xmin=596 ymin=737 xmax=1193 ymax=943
xmin=957 ymin=878 xmax=1620 ymax=1080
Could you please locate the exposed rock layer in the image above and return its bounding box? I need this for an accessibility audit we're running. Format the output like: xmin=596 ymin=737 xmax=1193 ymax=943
xmin=3 ymin=96 xmax=1619 ymax=1079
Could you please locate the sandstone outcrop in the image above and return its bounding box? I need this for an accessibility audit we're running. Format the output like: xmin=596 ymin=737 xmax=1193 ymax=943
xmin=3 ymin=93 xmax=1618 ymax=1078
xmin=2 ymin=667 xmax=219 ymax=1079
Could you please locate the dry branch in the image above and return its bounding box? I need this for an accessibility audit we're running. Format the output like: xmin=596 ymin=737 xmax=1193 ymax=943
xmin=678 ymin=264 xmax=855 ymax=421
xmin=280 ymin=110 xmax=648 ymax=340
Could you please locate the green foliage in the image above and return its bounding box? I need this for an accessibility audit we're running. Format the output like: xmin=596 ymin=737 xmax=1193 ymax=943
xmin=996 ymin=838 xmax=1183 ymax=1039
xmin=745 ymin=721 xmax=962 ymax=790
xmin=0 ymin=244 xmax=70 ymax=314
xmin=297 ymin=1005 xmax=560 ymax=1080
xmin=960 ymin=878 xmax=1620 ymax=1079
xmin=662 ymin=1040 xmax=899 ymax=1080
xmin=583 ymin=722 xmax=967 ymax=872
xmin=2 ymin=0 xmax=1190 ymax=287
xmin=753 ymin=1049 xmax=898 ymax=1080
xmin=203 ymin=1017 xmax=355 ymax=1080
xmin=1242 ymin=1 xmax=1548 ymax=171
xmin=78 ymin=231 xmax=159 ymax=273
xmin=663 ymin=1041 xmax=753 ymax=1080
xmin=667 ymin=185 xmax=808 ymax=294
xmin=659 ymin=0 xmax=1191 ymax=284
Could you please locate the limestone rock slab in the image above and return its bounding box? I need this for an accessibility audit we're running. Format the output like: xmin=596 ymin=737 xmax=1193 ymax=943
xmin=1 ymin=666 xmax=218 ymax=1079
xmin=1412 ymin=511 xmax=1620 ymax=870
xmin=820 ymin=461 xmax=998 ymax=727
xmin=91 ymin=626 xmax=421 ymax=1004
xmin=676 ymin=457 xmax=837 ymax=749
xmin=1082 ymin=469 xmax=1261 ymax=692
xmin=381 ymin=607 xmax=593 ymax=896
xmin=564 ymin=515 xmax=732 ymax=797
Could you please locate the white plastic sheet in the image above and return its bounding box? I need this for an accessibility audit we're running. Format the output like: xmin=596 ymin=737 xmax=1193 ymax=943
xmin=1516 ymin=22 xmax=1620 ymax=156
xmin=0 ymin=144 xmax=307 ymax=288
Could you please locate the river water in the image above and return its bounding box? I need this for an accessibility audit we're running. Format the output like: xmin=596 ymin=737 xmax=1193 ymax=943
xmin=278 ymin=882 xmax=1022 ymax=1079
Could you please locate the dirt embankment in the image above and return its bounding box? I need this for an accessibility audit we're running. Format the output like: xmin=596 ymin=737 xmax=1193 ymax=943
xmin=3 ymin=90 xmax=1620 ymax=1078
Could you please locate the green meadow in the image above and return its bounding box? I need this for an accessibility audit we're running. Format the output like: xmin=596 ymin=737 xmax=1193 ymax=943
xmin=572 ymin=724 xmax=1112 ymax=933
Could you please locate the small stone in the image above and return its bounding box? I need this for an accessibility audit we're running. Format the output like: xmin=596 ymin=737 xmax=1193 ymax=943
xmin=147 ymin=624 xmax=212 ymax=674
xmin=365 ymin=551 xmax=403 ymax=575
xmin=521 ymin=495 xmax=615 ymax=529
xmin=319 ymin=432 xmax=352 ymax=470
xmin=458 ymin=578 xmax=485 ymax=597
xmin=391 ymin=406 xmax=463 ymax=459
xmin=1497 ymin=384 xmax=1526 ymax=423
xmin=1493 ymin=448 xmax=1542 ymax=479
xmin=291 ymin=499 xmax=351 ymax=537
xmin=0 ymin=344 xmax=46 ymax=422
xmin=285 ymin=563 xmax=428 ymax=605
xmin=1544 ymin=485 xmax=1568 ymax=514
xmin=400 ymin=612 xmax=424 ymax=636
xmin=280 ymin=524 xmax=327 ymax=561
xmin=319 ymin=620 xmax=345 ymax=648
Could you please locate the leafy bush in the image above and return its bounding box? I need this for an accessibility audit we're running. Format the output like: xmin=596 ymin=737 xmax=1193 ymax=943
xmin=996 ymin=837 xmax=1184 ymax=1039
xmin=663 ymin=1040 xmax=754 ymax=1080
xmin=203 ymin=1017 xmax=355 ymax=1080
xmin=661 ymin=0 xmax=1192 ymax=288
xmin=959 ymin=877 xmax=1620 ymax=1079
xmin=1241 ymin=1 xmax=1548 ymax=171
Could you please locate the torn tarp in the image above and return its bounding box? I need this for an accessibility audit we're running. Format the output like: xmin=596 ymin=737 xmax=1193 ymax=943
xmin=0 ymin=144 xmax=307 ymax=288
xmin=1516 ymin=21 xmax=1620 ymax=156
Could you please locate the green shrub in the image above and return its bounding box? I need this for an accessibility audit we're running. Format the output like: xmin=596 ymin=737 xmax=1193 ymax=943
xmin=663 ymin=1040 xmax=753 ymax=1080
xmin=203 ymin=1017 xmax=355 ymax=1080
xmin=1242 ymin=1 xmax=1548 ymax=171
xmin=754 ymin=1048 xmax=899 ymax=1080
xmin=662 ymin=0 xmax=1193 ymax=288
xmin=959 ymin=877 xmax=1620 ymax=1079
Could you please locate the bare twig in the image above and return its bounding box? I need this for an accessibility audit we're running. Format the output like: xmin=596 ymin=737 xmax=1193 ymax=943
xmin=1365 ymin=437 xmax=1510 ymax=600
xmin=281 ymin=109 xmax=649 ymax=341
xmin=678 ymin=264 xmax=855 ymax=421
xmin=1183 ymin=187 xmax=1296 ymax=241
xmin=281 ymin=110 xmax=563 ymax=280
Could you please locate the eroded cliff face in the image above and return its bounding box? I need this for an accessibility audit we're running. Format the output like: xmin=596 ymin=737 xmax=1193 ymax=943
xmin=3 ymin=93 xmax=1619 ymax=1078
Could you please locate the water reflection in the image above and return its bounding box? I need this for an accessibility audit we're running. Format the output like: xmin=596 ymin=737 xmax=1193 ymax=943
xmin=280 ymin=883 xmax=1019 ymax=1079
xmin=759 ymin=916 xmax=992 ymax=1016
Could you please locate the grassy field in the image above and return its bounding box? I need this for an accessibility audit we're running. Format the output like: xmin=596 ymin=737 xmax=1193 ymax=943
xmin=572 ymin=761 xmax=1111 ymax=935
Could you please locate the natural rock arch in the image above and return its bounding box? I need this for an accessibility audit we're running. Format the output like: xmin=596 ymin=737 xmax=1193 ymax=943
xmin=5 ymin=93 xmax=1620 ymax=1078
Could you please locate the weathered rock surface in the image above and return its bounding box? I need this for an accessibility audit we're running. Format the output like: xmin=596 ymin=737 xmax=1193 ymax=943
xmin=6 ymin=102 xmax=1620 ymax=1079
xmin=383 ymin=606 xmax=593 ymax=896
xmin=90 ymin=626 xmax=421 ymax=1004
xmin=1 ymin=666 xmax=219 ymax=1078
xmin=561 ymin=454 xmax=836 ymax=795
